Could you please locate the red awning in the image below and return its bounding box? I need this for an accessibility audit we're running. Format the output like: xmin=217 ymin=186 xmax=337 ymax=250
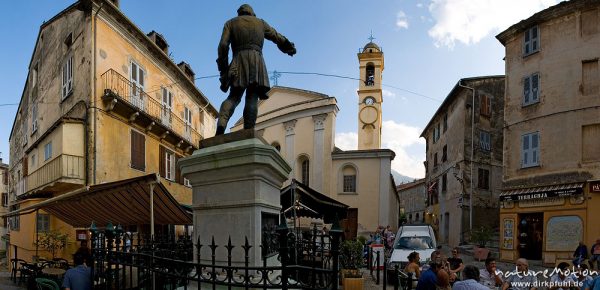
xmin=4 ymin=174 xmax=192 ymax=227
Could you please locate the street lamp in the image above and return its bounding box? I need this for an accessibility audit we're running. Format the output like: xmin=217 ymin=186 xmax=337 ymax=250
xmin=458 ymin=81 xmax=475 ymax=235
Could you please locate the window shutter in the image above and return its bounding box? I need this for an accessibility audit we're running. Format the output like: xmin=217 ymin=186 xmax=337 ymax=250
xmin=131 ymin=131 xmax=145 ymax=171
xmin=532 ymin=26 xmax=538 ymax=51
xmin=524 ymin=77 xmax=530 ymax=104
xmin=522 ymin=134 xmax=529 ymax=166
xmin=524 ymin=29 xmax=530 ymax=54
xmin=159 ymin=146 xmax=165 ymax=178
xmin=131 ymin=131 xmax=137 ymax=169
xmin=175 ymin=154 xmax=182 ymax=184
xmin=22 ymin=156 xmax=28 ymax=176
xmin=532 ymin=74 xmax=539 ymax=101
xmin=532 ymin=133 xmax=539 ymax=165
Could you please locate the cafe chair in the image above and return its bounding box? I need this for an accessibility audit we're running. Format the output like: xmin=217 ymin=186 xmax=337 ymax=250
xmin=19 ymin=262 xmax=39 ymax=285
xmin=35 ymin=277 xmax=60 ymax=290
xmin=52 ymin=258 xmax=70 ymax=269
xmin=10 ymin=258 xmax=27 ymax=283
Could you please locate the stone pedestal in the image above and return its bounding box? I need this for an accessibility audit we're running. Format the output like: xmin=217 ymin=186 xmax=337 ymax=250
xmin=179 ymin=130 xmax=291 ymax=266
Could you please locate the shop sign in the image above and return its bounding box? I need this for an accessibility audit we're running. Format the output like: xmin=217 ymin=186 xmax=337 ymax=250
xmin=518 ymin=197 xmax=564 ymax=208
xmin=591 ymin=181 xmax=600 ymax=193
xmin=500 ymin=187 xmax=583 ymax=201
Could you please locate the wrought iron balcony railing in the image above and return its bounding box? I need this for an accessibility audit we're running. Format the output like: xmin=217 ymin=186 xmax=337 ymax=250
xmin=101 ymin=69 xmax=202 ymax=149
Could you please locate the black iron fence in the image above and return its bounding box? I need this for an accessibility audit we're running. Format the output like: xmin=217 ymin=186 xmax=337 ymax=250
xmin=90 ymin=223 xmax=342 ymax=290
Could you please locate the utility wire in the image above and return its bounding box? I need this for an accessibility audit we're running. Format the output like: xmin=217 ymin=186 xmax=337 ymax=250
xmin=145 ymin=70 xmax=441 ymax=102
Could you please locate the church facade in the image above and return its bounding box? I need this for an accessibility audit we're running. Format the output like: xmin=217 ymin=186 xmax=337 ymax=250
xmin=232 ymin=41 xmax=398 ymax=235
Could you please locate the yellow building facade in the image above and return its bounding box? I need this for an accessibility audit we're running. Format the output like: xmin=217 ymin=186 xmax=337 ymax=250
xmin=7 ymin=0 xmax=217 ymax=262
xmin=497 ymin=0 xmax=600 ymax=266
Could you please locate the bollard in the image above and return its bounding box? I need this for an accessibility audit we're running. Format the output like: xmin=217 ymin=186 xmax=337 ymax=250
xmin=376 ymin=250 xmax=380 ymax=285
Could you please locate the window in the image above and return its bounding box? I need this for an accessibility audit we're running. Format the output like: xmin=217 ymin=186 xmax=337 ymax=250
xmin=62 ymin=55 xmax=73 ymax=99
xmin=433 ymin=124 xmax=440 ymax=143
xmin=443 ymin=114 xmax=448 ymax=132
xmin=480 ymin=131 xmax=491 ymax=151
xmin=582 ymin=9 xmax=599 ymax=36
xmin=523 ymin=26 xmax=539 ymax=55
xmin=301 ymin=159 xmax=309 ymax=186
xmin=442 ymin=173 xmax=447 ymax=193
xmin=44 ymin=142 xmax=52 ymax=161
xmin=31 ymin=154 xmax=36 ymax=168
xmin=442 ymin=145 xmax=447 ymax=162
xmin=31 ymin=65 xmax=38 ymax=88
xmin=522 ymin=132 xmax=540 ymax=168
xmin=434 ymin=153 xmax=438 ymax=167
xmin=582 ymin=124 xmax=600 ymax=162
xmin=478 ymin=168 xmax=490 ymax=190
xmin=184 ymin=107 xmax=193 ymax=140
xmin=523 ymin=73 xmax=540 ymax=106
xmin=582 ymin=60 xmax=599 ymax=96
xmin=1 ymin=193 xmax=7 ymax=207
xmin=130 ymin=130 xmax=146 ymax=171
xmin=165 ymin=150 xmax=175 ymax=180
xmin=480 ymin=95 xmax=491 ymax=117
xmin=342 ymin=166 xmax=357 ymax=193
xmin=36 ymin=213 xmax=50 ymax=233
xmin=161 ymin=87 xmax=173 ymax=126
xmin=10 ymin=204 xmax=19 ymax=231
xmin=184 ymin=178 xmax=191 ymax=187
xmin=130 ymin=61 xmax=145 ymax=109
xmin=31 ymin=103 xmax=38 ymax=133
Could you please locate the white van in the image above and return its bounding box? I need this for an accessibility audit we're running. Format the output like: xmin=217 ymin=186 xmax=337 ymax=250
xmin=388 ymin=224 xmax=437 ymax=271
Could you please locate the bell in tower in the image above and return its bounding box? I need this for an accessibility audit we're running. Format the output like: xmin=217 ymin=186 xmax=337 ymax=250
xmin=357 ymin=36 xmax=384 ymax=150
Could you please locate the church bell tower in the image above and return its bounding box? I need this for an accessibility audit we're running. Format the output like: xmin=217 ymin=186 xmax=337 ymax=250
xmin=357 ymin=39 xmax=384 ymax=150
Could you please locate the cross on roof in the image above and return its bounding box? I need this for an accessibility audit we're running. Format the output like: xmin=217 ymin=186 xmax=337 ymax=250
xmin=270 ymin=70 xmax=282 ymax=86
xmin=368 ymin=31 xmax=376 ymax=43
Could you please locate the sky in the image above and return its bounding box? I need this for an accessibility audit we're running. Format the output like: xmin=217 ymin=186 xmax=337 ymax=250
xmin=0 ymin=0 xmax=560 ymax=178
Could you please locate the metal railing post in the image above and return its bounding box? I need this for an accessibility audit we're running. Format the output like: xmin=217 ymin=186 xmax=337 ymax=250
xmin=277 ymin=218 xmax=290 ymax=290
xmin=376 ymin=250 xmax=380 ymax=285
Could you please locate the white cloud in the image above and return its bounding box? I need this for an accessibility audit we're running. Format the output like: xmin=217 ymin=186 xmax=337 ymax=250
xmin=335 ymin=132 xmax=358 ymax=151
xmin=396 ymin=11 xmax=409 ymax=29
xmin=335 ymin=121 xmax=425 ymax=178
xmin=382 ymin=89 xmax=396 ymax=100
xmin=417 ymin=3 xmax=424 ymax=8
xmin=428 ymin=0 xmax=559 ymax=48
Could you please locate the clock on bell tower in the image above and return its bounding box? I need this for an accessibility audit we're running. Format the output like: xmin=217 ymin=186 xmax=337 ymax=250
xmin=357 ymin=39 xmax=384 ymax=150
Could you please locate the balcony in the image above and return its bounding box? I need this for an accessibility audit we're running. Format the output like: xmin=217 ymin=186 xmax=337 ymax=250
xmin=101 ymin=69 xmax=203 ymax=151
xmin=24 ymin=154 xmax=85 ymax=196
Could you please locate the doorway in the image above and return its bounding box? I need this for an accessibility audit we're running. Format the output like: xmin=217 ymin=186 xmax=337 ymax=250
xmin=518 ymin=212 xmax=544 ymax=260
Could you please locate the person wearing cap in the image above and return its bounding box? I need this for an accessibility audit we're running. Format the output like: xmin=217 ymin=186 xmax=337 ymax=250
xmin=215 ymin=4 xmax=296 ymax=135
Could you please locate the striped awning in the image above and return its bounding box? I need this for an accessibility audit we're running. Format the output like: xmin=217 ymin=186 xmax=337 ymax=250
xmin=4 ymin=174 xmax=192 ymax=227
xmin=500 ymin=183 xmax=584 ymax=201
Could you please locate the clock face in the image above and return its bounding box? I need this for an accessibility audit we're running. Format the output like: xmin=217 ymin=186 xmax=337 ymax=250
xmin=364 ymin=97 xmax=375 ymax=105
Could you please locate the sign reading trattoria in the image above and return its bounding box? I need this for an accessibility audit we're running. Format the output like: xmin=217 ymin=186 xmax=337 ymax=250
xmin=500 ymin=187 xmax=583 ymax=201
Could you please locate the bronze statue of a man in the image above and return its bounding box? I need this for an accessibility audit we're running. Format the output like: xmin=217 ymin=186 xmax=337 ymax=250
xmin=215 ymin=4 xmax=296 ymax=135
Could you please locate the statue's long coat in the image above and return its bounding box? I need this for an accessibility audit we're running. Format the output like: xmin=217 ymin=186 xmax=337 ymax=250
xmin=217 ymin=7 xmax=293 ymax=92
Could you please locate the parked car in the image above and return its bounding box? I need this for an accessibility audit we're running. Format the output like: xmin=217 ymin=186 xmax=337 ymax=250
xmin=387 ymin=224 xmax=437 ymax=283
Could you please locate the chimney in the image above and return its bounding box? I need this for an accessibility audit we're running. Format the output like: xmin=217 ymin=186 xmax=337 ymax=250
xmin=177 ymin=62 xmax=196 ymax=84
xmin=147 ymin=31 xmax=169 ymax=55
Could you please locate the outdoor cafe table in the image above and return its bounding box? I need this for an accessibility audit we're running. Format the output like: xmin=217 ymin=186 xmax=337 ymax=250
xmin=42 ymin=267 xmax=66 ymax=279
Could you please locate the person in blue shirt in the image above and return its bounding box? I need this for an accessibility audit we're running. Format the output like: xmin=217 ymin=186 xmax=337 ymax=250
xmin=452 ymin=265 xmax=489 ymax=290
xmin=62 ymin=252 xmax=91 ymax=290
xmin=417 ymin=259 xmax=443 ymax=290
xmin=574 ymin=241 xmax=589 ymax=267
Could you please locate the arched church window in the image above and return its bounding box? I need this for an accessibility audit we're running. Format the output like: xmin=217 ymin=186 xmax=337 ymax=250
xmin=301 ymin=159 xmax=310 ymax=186
xmin=342 ymin=165 xmax=357 ymax=192
xmin=271 ymin=142 xmax=281 ymax=152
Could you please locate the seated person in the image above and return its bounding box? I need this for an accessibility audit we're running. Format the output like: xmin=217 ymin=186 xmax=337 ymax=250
xmin=63 ymin=252 xmax=91 ymax=290
xmin=479 ymin=257 xmax=503 ymax=289
xmin=447 ymin=248 xmax=464 ymax=281
xmin=406 ymin=251 xmax=422 ymax=288
xmin=550 ymin=262 xmax=575 ymax=290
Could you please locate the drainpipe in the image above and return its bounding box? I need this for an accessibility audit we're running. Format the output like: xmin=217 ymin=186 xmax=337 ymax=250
xmin=458 ymin=81 xmax=475 ymax=239
xmin=92 ymin=2 xmax=105 ymax=185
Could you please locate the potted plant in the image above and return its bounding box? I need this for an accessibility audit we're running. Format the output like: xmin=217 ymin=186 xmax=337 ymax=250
xmin=340 ymin=239 xmax=364 ymax=289
xmin=33 ymin=230 xmax=70 ymax=260
xmin=471 ymin=226 xmax=493 ymax=261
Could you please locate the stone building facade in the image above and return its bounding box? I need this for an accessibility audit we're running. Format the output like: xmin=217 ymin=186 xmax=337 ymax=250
xmin=496 ymin=0 xmax=600 ymax=265
xmin=397 ymin=179 xmax=427 ymax=225
xmin=421 ymin=76 xmax=504 ymax=246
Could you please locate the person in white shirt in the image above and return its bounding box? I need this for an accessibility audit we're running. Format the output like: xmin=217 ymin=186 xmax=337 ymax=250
xmin=502 ymin=258 xmax=538 ymax=290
